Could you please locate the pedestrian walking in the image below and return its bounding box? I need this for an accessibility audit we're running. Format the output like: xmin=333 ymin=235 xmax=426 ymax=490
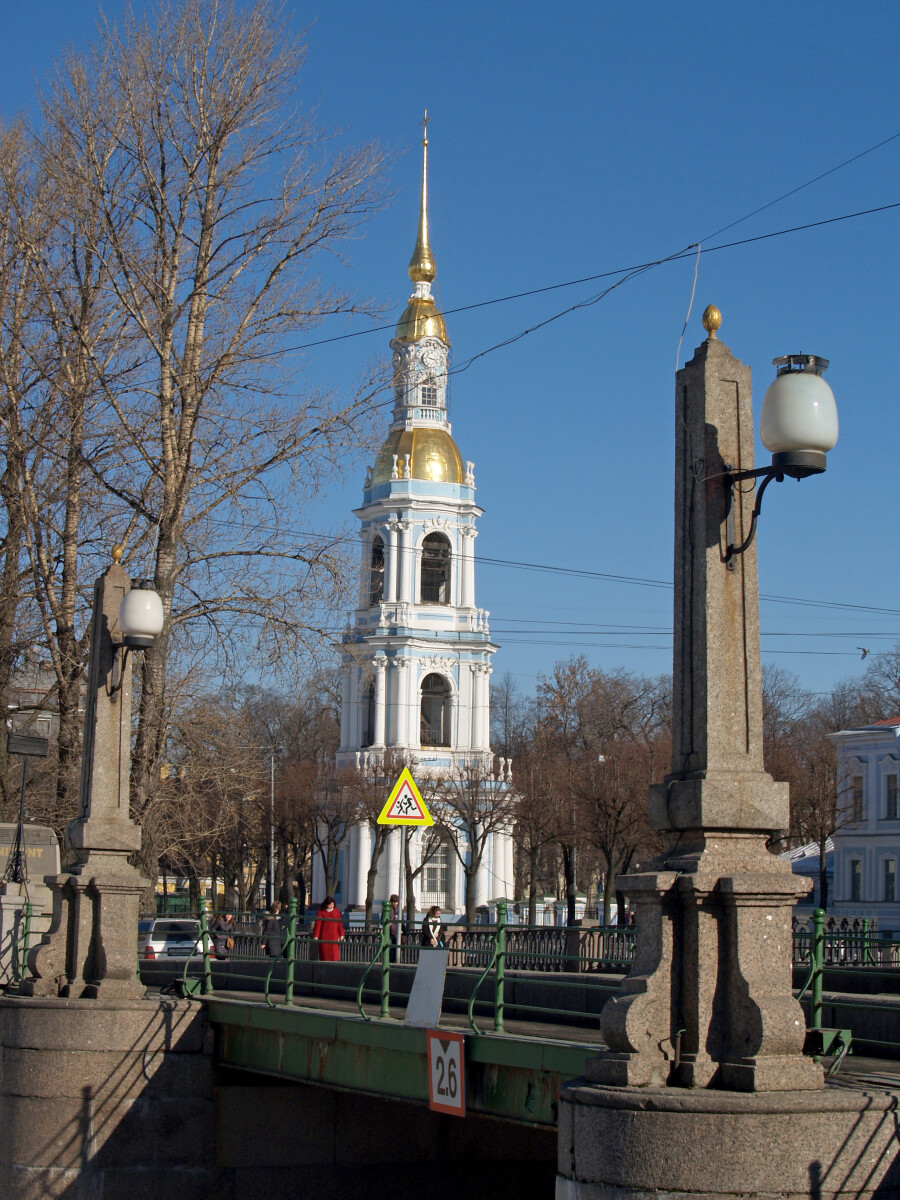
xmin=211 ymin=912 xmax=236 ymax=960
xmin=389 ymin=893 xmax=400 ymax=963
xmin=312 ymin=896 xmax=345 ymax=962
xmin=261 ymin=901 xmax=285 ymax=958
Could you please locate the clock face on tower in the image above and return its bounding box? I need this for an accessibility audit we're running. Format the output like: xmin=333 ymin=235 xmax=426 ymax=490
xmin=420 ymin=345 xmax=443 ymax=375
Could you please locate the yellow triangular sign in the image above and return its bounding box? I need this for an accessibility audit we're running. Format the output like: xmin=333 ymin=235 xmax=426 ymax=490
xmin=377 ymin=768 xmax=433 ymax=826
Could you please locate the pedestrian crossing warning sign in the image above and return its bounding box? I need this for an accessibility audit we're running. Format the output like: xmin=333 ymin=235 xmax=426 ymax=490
xmin=377 ymin=768 xmax=433 ymax=826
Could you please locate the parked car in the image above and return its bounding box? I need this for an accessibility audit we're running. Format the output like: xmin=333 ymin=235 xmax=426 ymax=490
xmin=140 ymin=917 xmax=201 ymax=961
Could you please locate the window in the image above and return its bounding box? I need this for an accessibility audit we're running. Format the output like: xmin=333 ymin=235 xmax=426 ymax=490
xmin=420 ymin=384 xmax=438 ymax=406
xmin=369 ymin=536 xmax=385 ymax=606
xmin=420 ymin=534 xmax=451 ymax=604
xmin=851 ymin=775 xmax=864 ymax=823
xmin=887 ymin=776 xmax=898 ymax=820
xmin=422 ymin=835 xmax=453 ymax=908
xmin=420 ymin=674 xmax=451 ymax=747
xmin=850 ymin=859 xmax=862 ymax=902
xmin=885 ymin=859 xmax=896 ymax=903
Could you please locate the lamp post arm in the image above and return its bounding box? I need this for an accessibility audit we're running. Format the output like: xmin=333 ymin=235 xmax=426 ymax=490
xmin=724 ymin=463 xmax=783 ymax=567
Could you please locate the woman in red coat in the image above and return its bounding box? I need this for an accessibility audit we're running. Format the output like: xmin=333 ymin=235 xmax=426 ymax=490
xmin=312 ymin=896 xmax=345 ymax=962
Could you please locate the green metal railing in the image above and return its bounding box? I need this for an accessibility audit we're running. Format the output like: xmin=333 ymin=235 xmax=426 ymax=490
xmin=468 ymin=898 xmax=507 ymax=1033
xmin=9 ymin=901 xmax=33 ymax=985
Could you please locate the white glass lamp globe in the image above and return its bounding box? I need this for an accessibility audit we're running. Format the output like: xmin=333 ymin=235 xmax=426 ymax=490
xmin=760 ymin=354 xmax=838 ymax=476
xmin=118 ymin=580 xmax=164 ymax=648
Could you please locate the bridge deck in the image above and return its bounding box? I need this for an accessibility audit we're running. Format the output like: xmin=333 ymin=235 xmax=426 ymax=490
xmin=204 ymin=989 xmax=604 ymax=1126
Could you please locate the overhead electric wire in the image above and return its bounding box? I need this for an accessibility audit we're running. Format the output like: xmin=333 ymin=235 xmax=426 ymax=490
xmin=195 ymin=512 xmax=900 ymax=622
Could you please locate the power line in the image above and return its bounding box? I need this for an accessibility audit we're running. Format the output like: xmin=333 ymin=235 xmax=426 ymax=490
xmin=194 ymin=512 xmax=900 ymax=621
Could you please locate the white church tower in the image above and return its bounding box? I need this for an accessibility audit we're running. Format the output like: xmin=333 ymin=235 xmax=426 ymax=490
xmin=321 ymin=118 xmax=513 ymax=917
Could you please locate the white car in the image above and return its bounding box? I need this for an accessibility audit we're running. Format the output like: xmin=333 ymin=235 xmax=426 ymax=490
xmin=140 ymin=918 xmax=201 ymax=961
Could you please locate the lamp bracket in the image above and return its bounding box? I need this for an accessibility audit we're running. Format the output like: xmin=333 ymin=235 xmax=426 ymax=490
xmin=723 ymin=451 xmax=826 ymax=568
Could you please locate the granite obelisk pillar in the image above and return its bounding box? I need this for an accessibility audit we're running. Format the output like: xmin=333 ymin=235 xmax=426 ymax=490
xmin=591 ymin=306 xmax=820 ymax=1092
xmin=27 ymin=548 xmax=147 ymax=998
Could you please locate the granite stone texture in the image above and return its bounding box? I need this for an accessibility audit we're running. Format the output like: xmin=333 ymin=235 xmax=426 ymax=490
xmin=0 ymin=996 xmax=214 ymax=1199
xmin=557 ymin=1082 xmax=900 ymax=1199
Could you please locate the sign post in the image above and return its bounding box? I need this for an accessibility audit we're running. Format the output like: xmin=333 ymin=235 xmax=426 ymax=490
xmin=377 ymin=768 xmax=433 ymax=951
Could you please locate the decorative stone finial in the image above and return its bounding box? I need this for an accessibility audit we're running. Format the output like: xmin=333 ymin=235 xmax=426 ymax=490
xmin=702 ymin=304 xmax=722 ymax=339
xmin=111 ymin=544 xmax=125 ymax=564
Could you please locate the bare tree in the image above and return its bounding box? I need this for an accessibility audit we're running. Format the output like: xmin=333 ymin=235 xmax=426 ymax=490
xmin=431 ymin=758 xmax=515 ymax=926
xmin=31 ymin=0 xmax=389 ymax=879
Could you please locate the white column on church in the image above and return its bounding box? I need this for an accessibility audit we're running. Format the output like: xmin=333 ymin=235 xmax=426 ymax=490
xmin=395 ymin=657 xmax=410 ymax=750
xmin=397 ymin=520 xmax=411 ymax=603
xmin=354 ymin=823 xmax=370 ymax=908
xmin=385 ymin=521 xmax=399 ymax=603
xmin=470 ymin=665 xmax=485 ymax=749
xmin=339 ymin=667 xmax=351 ymax=750
xmin=348 ymin=666 xmax=361 ymax=748
xmin=373 ymin=658 xmax=387 ymax=746
xmin=460 ymin=525 xmax=477 ymax=608
xmin=359 ymin=530 xmax=370 ymax=608
xmin=504 ymin=830 xmax=515 ymax=900
xmin=473 ymin=823 xmax=489 ymax=907
xmin=408 ymin=661 xmax=420 ymax=747
xmin=480 ymin=666 xmax=492 ymax=749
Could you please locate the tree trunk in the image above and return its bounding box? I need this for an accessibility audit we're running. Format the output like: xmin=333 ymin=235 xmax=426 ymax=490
xmin=563 ymin=844 xmax=577 ymax=925
xmin=528 ymin=847 xmax=538 ymax=925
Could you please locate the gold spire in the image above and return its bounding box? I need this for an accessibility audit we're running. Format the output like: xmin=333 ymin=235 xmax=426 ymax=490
xmin=408 ymin=110 xmax=436 ymax=284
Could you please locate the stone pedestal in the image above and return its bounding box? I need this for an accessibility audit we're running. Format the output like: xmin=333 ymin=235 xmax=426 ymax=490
xmin=557 ymin=1082 xmax=900 ymax=1200
xmin=0 ymin=995 xmax=214 ymax=1200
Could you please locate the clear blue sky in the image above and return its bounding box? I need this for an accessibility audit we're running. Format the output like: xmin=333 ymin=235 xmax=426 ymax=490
xmin=3 ymin=1 xmax=899 ymax=700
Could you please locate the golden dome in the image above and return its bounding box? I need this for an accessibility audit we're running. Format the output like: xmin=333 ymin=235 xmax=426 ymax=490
xmin=372 ymin=428 xmax=464 ymax=485
xmin=394 ymin=295 xmax=449 ymax=343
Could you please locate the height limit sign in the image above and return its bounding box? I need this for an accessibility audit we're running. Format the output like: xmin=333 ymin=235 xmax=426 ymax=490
xmin=427 ymin=1030 xmax=465 ymax=1117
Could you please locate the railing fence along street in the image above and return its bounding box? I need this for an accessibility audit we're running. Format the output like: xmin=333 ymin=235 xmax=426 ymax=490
xmin=5 ymin=902 xmax=898 ymax=1053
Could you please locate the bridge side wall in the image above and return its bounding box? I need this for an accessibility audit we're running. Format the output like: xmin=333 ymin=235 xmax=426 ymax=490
xmin=0 ymin=995 xmax=215 ymax=1199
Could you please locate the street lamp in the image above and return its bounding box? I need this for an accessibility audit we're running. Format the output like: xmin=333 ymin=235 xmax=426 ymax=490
xmin=110 ymin=578 xmax=164 ymax=694
xmin=711 ymin=312 xmax=838 ymax=565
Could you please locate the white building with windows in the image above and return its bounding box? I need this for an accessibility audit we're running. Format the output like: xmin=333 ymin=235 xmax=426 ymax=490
xmin=827 ymin=715 xmax=900 ymax=934
xmin=311 ymin=122 xmax=513 ymax=916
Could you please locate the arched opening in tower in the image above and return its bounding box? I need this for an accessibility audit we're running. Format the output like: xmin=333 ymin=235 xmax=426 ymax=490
xmin=420 ymin=673 xmax=451 ymax=747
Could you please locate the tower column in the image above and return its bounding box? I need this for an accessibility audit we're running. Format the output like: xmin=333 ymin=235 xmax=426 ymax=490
xmin=354 ymin=823 xmax=370 ymax=908
xmin=340 ymin=667 xmax=351 ymax=750
xmin=358 ymin=531 xmax=369 ymax=608
xmin=394 ymin=657 xmax=410 ymax=749
xmin=397 ymin=520 xmax=412 ymax=603
xmin=460 ymin=526 xmax=477 ymax=608
xmin=385 ymin=521 xmax=400 ymax=602
xmin=409 ymin=663 xmax=420 ymax=747
xmin=372 ymin=659 xmax=387 ymax=747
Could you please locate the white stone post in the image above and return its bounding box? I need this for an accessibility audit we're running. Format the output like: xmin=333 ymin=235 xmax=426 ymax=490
xmin=395 ymin=657 xmax=410 ymax=751
xmin=358 ymin=530 xmax=369 ymax=608
xmin=372 ymin=659 xmax=387 ymax=747
xmin=460 ymin=525 xmax=477 ymax=607
xmin=385 ymin=521 xmax=399 ymax=603
xmin=397 ymin=520 xmax=412 ymax=603
xmin=339 ymin=667 xmax=351 ymax=750
xmin=354 ymin=823 xmax=370 ymax=909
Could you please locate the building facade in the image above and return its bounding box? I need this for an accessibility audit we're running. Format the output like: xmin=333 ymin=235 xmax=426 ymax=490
xmin=827 ymin=716 xmax=900 ymax=934
xmin=311 ymin=122 xmax=513 ymax=916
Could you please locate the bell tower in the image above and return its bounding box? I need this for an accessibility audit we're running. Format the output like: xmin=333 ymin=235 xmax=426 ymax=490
xmin=337 ymin=114 xmax=497 ymax=774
